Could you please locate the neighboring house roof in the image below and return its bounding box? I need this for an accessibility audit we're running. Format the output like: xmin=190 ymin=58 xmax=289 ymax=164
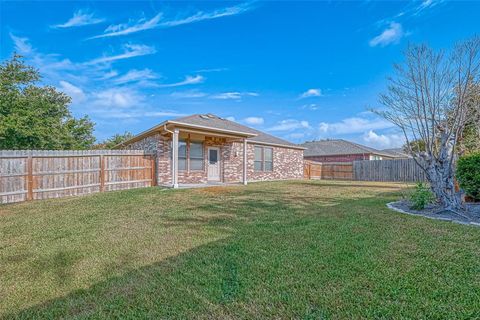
xmin=381 ymin=148 xmax=411 ymax=158
xmin=121 ymin=114 xmax=304 ymax=149
xmin=300 ymin=139 xmax=394 ymax=158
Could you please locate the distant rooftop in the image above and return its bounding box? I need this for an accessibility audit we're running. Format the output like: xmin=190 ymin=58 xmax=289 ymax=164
xmin=300 ymin=139 xmax=397 ymax=157
xmin=380 ymin=148 xmax=410 ymax=158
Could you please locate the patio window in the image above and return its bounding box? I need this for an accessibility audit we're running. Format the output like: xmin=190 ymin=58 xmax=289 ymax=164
xmin=189 ymin=141 xmax=204 ymax=170
xmin=178 ymin=140 xmax=187 ymax=170
xmin=254 ymin=146 xmax=273 ymax=172
xmin=264 ymin=147 xmax=273 ymax=171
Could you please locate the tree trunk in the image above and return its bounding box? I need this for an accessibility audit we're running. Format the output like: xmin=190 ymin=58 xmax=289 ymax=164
xmin=424 ymin=160 xmax=463 ymax=211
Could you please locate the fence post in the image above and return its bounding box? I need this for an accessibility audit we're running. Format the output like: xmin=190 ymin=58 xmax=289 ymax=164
xmin=99 ymin=155 xmax=105 ymax=192
xmin=150 ymin=155 xmax=156 ymax=186
xmin=26 ymin=156 xmax=33 ymax=201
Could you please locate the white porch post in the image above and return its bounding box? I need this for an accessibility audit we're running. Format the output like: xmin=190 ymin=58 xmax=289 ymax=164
xmin=172 ymin=128 xmax=179 ymax=188
xmin=243 ymin=138 xmax=248 ymax=185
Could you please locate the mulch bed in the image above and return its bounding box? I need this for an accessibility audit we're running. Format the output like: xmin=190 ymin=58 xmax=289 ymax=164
xmin=387 ymin=200 xmax=480 ymax=227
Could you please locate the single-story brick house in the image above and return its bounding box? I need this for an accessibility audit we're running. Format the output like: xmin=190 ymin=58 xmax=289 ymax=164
xmin=301 ymin=139 xmax=408 ymax=163
xmin=119 ymin=114 xmax=305 ymax=187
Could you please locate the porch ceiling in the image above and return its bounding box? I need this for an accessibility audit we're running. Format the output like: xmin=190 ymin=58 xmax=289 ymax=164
xmin=163 ymin=123 xmax=257 ymax=139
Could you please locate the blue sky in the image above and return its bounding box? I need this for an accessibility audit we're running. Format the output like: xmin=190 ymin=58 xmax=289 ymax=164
xmin=1 ymin=1 xmax=479 ymax=148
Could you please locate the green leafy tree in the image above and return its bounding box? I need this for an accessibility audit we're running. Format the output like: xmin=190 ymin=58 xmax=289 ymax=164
xmin=460 ymin=82 xmax=480 ymax=154
xmin=94 ymin=132 xmax=134 ymax=149
xmin=403 ymin=139 xmax=426 ymax=154
xmin=0 ymin=54 xmax=95 ymax=149
xmin=456 ymin=153 xmax=480 ymax=201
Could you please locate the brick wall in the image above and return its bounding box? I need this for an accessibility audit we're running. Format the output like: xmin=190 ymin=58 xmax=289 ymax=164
xmin=246 ymin=143 xmax=304 ymax=181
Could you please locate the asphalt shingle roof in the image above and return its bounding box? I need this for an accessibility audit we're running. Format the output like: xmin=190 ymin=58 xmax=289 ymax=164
xmin=380 ymin=148 xmax=410 ymax=158
xmin=171 ymin=114 xmax=302 ymax=149
xmin=300 ymin=139 xmax=393 ymax=157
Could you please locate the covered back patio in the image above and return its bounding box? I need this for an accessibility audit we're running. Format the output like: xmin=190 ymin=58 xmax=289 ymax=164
xmin=168 ymin=122 xmax=256 ymax=188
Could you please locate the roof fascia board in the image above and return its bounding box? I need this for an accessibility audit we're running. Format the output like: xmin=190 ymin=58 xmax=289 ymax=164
xmin=249 ymin=140 xmax=306 ymax=150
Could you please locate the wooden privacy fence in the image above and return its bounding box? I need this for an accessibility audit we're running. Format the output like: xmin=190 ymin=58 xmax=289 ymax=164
xmin=304 ymin=161 xmax=353 ymax=180
xmin=304 ymin=158 xmax=426 ymax=182
xmin=353 ymin=158 xmax=427 ymax=182
xmin=0 ymin=150 xmax=156 ymax=204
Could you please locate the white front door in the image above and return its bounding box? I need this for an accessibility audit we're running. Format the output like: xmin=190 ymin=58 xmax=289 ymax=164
xmin=207 ymin=147 xmax=220 ymax=181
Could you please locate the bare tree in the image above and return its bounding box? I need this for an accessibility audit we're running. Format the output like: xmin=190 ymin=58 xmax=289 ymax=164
xmin=376 ymin=37 xmax=480 ymax=211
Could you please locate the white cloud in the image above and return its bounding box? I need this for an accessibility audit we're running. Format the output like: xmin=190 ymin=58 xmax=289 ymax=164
xmin=144 ymin=111 xmax=187 ymax=117
xmin=413 ymin=0 xmax=445 ymax=16
xmin=89 ymin=13 xmax=163 ymax=39
xmin=363 ymin=130 xmax=404 ymax=149
xmin=53 ymin=9 xmax=105 ymax=28
xmin=369 ymin=22 xmax=404 ymax=47
xmin=171 ymin=90 xmax=257 ymax=99
xmin=58 ymin=81 xmax=86 ymax=103
xmin=10 ymin=33 xmax=32 ymax=54
xmin=85 ymin=44 xmax=156 ymax=65
xmin=287 ymin=132 xmax=306 ymax=140
xmin=301 ymin=103 xmax=319 ymax=111
xmin=113 ymin=69 xmax=159 ymax=84
xmin=210 ymin=92 xmax=258 ymax=100
xmin=170 ymin=90 xmax=208 ymax=98
xmin=100 ymin=70 xmax=119 ymax=80
xmin=243 ymin=117 xmax=264 ymax=125
xmin=157 ymin=75 xmax=204 ymax=88
xmin=225 ymin=116 xmax=236 ymax=121
xmin=318 ymin=117 xmax=394 ymax=135
xmin=159 ymin=2 xmax=253 ymax=27
xmin=267 ymin=119 xmax=310 ymax=132
xmin=374 ymin=0 xmax=444 ymax=29
xmin=195 ymin=67 xmax=228 ymax=73
xmin=91 ymin=87 xmax=145 ymax=109
xmin=88 ymin=89 xmax=186 ymax=120
xmin=10 ymin=34 xmax=87 ymax=84
xmin=90 ymin=3 xmax=254 ymax=39
xmin=300 ymin=88 xmax=322 ymax=98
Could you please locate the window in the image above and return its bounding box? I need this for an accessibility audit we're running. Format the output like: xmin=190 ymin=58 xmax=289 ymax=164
xmin=209 ymin=148 xmax=218 ymax=164
xmin=178 ymin=140 xmax=187 ymax=170
xmin=190 ymin=141 xmax=204 ymax=170
xmin=264 ymin=148 xmax=273 ymax=171
xmin=254 ymin=147 xmax=263 ymax=171
xmin=254 ymin=146 xmax=273 ymax=172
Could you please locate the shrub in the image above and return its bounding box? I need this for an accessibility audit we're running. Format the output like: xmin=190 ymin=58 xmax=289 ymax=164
xmin=410 ymin=182 xmax=435 ymax=210
xmin=457 ymin=153 xmax=480 ymax=201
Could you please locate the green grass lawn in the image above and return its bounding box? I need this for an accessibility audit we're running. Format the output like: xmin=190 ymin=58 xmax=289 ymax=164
xmin=1 ymin=180 xmax=480 ymax=319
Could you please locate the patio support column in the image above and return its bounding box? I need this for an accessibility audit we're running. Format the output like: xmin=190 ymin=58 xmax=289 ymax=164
xmin=172 ymin=128 xmax=179 ymax=188
xmin=243 ymin=138 xmax=248 ymax=185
